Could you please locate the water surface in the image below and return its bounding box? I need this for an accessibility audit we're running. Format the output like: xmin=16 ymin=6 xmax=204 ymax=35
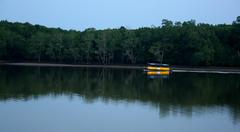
xmin=0 ymin=66 xmax=240 ymax=132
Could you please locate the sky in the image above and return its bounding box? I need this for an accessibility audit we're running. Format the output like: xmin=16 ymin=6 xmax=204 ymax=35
xmin=0 ymin=0 xmax=239 ymax=30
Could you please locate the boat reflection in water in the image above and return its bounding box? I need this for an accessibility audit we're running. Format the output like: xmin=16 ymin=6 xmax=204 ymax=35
xmin=146 ymin=71 xmax=171 ymax=79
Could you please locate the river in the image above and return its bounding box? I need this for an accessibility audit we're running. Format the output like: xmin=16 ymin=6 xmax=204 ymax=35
xmin=0 ymin=66 xmax=239 ymax=132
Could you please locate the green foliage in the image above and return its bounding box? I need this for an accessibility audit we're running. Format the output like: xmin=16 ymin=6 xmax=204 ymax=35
xmin=0 ymin=17 xmax=240 ymax=66
xmin=149 ymin=42 xmax=169 ymax=63
xmin=122 ymin=30 xmax=140 ymax=64
xmin=29 ymin=32 xmax=47 ymax=62
xmin=162 ymin=19 xmax=173 ymax=27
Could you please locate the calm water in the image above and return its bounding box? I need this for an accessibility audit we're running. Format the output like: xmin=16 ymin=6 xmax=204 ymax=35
xmin=0 ymin=66 xmax=240 ymax=132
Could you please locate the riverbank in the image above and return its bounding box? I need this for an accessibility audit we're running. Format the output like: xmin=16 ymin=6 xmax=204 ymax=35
xmin=0 ymin=62 xmax=240 ymax=74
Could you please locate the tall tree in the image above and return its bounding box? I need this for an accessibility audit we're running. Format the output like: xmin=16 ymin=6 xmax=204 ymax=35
xmin=122 ymin=31 xmax=140 ymax=64
xmin=29 ymin=32 xmax=47 ymax=62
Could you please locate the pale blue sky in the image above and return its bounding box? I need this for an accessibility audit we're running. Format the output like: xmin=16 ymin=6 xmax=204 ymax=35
xmin=0 ymin=0 xmax=239 ymax=30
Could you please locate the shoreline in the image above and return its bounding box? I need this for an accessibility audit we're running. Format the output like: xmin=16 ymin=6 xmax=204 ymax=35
xmin=0 ymin=62 xmax=240 ymax=74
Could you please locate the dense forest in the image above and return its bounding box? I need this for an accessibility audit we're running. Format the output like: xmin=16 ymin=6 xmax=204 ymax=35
xmin=0 ymin=17 xmax=240 ymax=66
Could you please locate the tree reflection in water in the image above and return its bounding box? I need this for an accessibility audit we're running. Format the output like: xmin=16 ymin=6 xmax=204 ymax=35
xmin=0 ymin=66 xmax=240 ymax=123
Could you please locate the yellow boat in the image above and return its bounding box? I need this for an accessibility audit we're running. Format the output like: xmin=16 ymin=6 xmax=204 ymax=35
xmin=147 ymin=66 xmax=170 ymax=71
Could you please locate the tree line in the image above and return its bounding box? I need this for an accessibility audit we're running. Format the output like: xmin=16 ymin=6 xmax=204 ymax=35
xmin=0 ymin=17 xmax=240 ymax=66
